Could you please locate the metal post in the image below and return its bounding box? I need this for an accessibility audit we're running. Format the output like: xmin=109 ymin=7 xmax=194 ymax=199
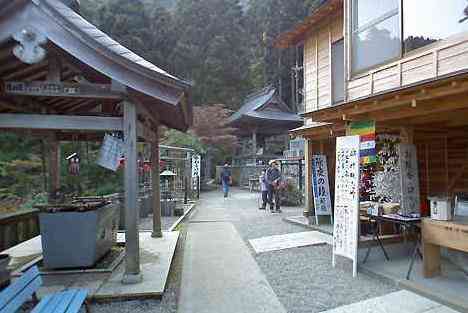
xmin=122 ymin=101 xmax=142 ymax=284
xmin=151 ymin=127 xmax=163 ymax=238
xmin=197 ymin=176 xmax=200 ymax=199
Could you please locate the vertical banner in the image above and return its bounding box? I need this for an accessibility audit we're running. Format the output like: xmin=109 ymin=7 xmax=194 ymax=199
xmin=347 ymin=120 xmax=376 ymax=164
xmin=191 ymin=154 xmax=201 ymax=192
xmin=398 ymin=144 xmax=420 ymax=216
xmin=311 ymin=155 xmax=332 ymax=224
xmin=333 ymin=135 xmax=360 ymax=277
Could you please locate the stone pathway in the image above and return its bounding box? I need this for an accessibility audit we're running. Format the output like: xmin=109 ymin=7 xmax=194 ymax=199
xmin=178 ymin=191 xmax=286 ymax=313
xmin=321 ymin=290 xmax=458 ymax=313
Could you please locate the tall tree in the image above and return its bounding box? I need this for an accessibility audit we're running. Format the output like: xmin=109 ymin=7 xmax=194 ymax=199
xmin=245 ymin=0 xmax=318 ymax=110
xmin=172 ymin=0 xmax=252 ymax=109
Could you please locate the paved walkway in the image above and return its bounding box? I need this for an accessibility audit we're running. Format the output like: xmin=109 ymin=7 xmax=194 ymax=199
xmin=178 ymin=191 xmax=286 ymax=313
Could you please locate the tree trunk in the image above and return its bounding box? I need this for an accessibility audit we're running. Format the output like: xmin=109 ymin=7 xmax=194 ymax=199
xmin=204 ymin=150 xmax=213 ymax=182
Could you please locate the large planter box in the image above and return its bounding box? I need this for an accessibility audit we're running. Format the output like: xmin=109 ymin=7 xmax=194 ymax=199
xmin=39 ymin=203 xmax=119 ymax=269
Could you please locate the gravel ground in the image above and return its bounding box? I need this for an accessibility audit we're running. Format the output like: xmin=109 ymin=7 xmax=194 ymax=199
xmin=221 ymin=190 xmax=399 ymax=313
xmin=90 ymin=224 xmax=187 ymax=313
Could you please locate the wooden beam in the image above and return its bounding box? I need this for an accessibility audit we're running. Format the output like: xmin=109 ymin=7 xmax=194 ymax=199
xmin=122 ymin=100 xmax=142 ymax=284
xmin=2 ymin=81 xmax=124 ymax=100
xmin=137 ymin=121 xmax=156 ymax=142
xmin=356 ymin=93 xmax=468 ymax=123
xmin=2 ymin=63 xmax=48 ymax=80
xmin=0 ymin=113 xmax=123 ymax=130
xmin=309 ymin=79 xmax=468 ymax=122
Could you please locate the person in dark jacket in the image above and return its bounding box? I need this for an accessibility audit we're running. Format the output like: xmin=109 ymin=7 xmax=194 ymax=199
xmin=266 ymin=160 xmax=282 ymax=213
xmin=220 ymin=163 xmax=232 ymax=198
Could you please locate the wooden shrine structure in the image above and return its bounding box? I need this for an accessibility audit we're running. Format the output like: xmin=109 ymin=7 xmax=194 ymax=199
xmin=0 ymin=0 xmax=192 ymax=284
xmin=228 ymin=86 xmax=302 ymax=165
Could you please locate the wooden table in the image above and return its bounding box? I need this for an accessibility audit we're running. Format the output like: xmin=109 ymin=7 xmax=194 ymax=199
xmin=422 ymin=218 xmax=468 ymax=278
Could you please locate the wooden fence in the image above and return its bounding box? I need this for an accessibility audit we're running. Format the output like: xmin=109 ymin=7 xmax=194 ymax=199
xmin=0 ymin=209 xmax=39 ymax=252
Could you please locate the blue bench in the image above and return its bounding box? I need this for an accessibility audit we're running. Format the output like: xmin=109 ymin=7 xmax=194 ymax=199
xmin=0 ymin=266 xmax=89 ymax=313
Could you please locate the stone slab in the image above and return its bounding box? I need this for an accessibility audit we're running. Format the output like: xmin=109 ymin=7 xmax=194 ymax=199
xmin=2 ymin=236 xmax=43 ymax=272
xmin=283 ymin=216 xmax=334 ymax=235
xmin=94 ymin=231 xmax=179 ymax=300
xmin=248 ymin=231 xmax=331 ymax=254
xmin=359 ymin=243 xmax=468 ymax=312
xmin=178 ymin=222 xmax=286 ymax=313
xmin=322 ymin=290 xmax=458 ymax=313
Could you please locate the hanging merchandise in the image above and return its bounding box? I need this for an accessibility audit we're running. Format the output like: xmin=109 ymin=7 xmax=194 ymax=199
xmin=66 ymin=152 xmax=80 ymax=176
xmin=97 ymin=133 xmax=125 ymax=171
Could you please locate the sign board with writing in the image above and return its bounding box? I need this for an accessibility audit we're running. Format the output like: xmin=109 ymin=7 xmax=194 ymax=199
xmin=97 ymin=134 xmax=125 ymax=171
xmin=191 ymin=154 xmax=201 ymax=191
xmin=191 ymin=154 xmax=201 ymax=177
xmin=312 ymin=155 xmax=332 ymax=223
xmin=333 ymin=135 xmax=360 ymax=277
xmin=398 ymin=143 xmax=420 ymax=215
xmin=2 ymin=81 xmax=122 ymax=99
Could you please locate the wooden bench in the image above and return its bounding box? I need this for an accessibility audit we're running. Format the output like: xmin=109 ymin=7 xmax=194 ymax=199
xmin=0 ymin=266 xmax=89 ymax=313
xmin=422 ymin=218 xmax=468 ymax=278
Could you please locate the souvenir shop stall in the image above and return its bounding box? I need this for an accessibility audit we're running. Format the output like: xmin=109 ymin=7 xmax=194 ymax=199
xmin=301 ymin=120 xmax=468 ymax=302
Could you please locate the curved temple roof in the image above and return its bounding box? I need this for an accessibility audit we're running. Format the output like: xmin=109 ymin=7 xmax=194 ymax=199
xmin=228 ymin=86 xmax=302 ymax=136
xmin=0 ymin=0 xmax=193 ymax=131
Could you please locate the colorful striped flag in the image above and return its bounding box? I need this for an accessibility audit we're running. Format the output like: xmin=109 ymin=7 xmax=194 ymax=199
xmin=346 ymin=120 xmax=376 ymax=164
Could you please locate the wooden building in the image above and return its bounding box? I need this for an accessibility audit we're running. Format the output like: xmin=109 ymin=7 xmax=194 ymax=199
xmin=276 ymin=0 xmax=468 ymax=218
xmin=0 ymin=0 xmax=192 ymax=283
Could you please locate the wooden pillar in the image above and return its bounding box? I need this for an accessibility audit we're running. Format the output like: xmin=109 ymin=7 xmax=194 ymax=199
xmin=304 ymin=138 xmax=314 ymax=217
xmin=47 ymin=134 xmax=60 ymax=202
xmin=151 ymin=126 xmax=162 ymax=238
xmin=252 ymin=130 xmax=257 ymax=164
xmin=122 ymin=101 xmax=142 ymax=284
xmin=400 ymin=127 xmax=414 ymax=144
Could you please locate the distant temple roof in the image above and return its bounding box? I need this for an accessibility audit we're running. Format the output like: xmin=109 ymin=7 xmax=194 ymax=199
xmin=228 ymin=86 xmax=302 ymax=136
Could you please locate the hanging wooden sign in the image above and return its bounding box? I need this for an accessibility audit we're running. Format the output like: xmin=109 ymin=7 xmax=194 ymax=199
xmin=333 ymin=135 xmax=360 ymax=277
xmin=311 ymin=155 xmax=332 ymax=224
xmin=96 ymin=134 xmax=125 ymax=171
xmin=2 ymin=81 xmax=123 ymax=99
xmin=398 ymin=143 xmax=420 ymax=216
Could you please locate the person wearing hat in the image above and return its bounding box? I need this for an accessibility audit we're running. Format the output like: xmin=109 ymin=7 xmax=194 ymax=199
xmin=266 ymin=160 xmax=282 ymax=213
xmin=220 ymin=163 xmax=232 ymax=198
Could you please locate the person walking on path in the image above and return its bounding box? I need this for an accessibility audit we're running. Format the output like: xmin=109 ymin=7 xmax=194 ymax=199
xmin=266 ymin=160 xmax=282 ymax=213
xmin=220 ymin=163 xmax=232 ymax=198
xmin=259 ymin=169 xmax=268 ymax=210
